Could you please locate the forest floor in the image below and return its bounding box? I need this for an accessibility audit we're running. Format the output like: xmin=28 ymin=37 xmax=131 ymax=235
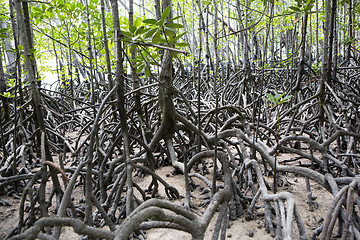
xmin=0 ymin=132 xmax=333 ymax=240
xmin=0 ymin=135 xmax=335 ymax=239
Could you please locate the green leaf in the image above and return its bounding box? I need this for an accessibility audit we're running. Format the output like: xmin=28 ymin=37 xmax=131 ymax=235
xmin=265 ymin=92 xmax=292 ymax=105
xmin=135 ymin=26 xmax=148 ymax=35
xmin=175 ymin=42 xmax=190 ymax=47
xmin=155 ymin=19 xmax=165 ymax=26
xmin=145 ymin=65 xmax=151 ymax=77
xmin=266 ymin=93 xmax=275 ymax=101
xmin=76 ymin=2 xmax=82 ymax=10
xmin=57 ymin=3 xmax=65 ymax=9
xmin=304 ymin=4 xmax=313 ymax=12
xmin=162 ymin=6 xmax=171 ymax=20
xmin=152 ymin=31 xmax=163 ymax=44
xmin=32 ymin=6 xmax=41 ymax=13
xmin=136 ymin=64 xmax=145 ymax=74
xmin=279 ymin=95 xmax=292 ymax=104
xmin=172 ymin=32 xmax=186 ymax=42
xmin=167 ymin=16 xmax=182 ymax=22
xmin=29 ymin=48 xmax=36 ymax=54
xmin=134 ymin=61 xmax=142 ymax=68
xmin=6 ymin=79 xmax=15 ymax=88
xmin=129 ymin=25 xmax=137 ymax=33
xmin=143 ymin=18 xmax=157 ymax=25
xmin=0 ymin=34 xmax=7 ymax=39
xmin=274 ymin=93 xmax=285 ymax=101
xmin=166 ymin=23 xmax=184 ymax=29
xmin=0 ymin=92 xmax=15 ymax=98
xmin=134 ymin=17 xmax=142 ymax=28
xmin=49 ymin=11 xmax=55 ymax=18
xmin=129 ymin=44 xmax=137 ymax=53
xmin=149 ymin=61 xmax=160 ymax=66
xmin=122 ymin=30 xmax=132 ymax=38
xmin=71 ymin=2 xmax=76 ymax=12
xmin=306 ymin=0 xmax=314 ymax=6
xmin=289 ymin=6 xmax=301 ymax=12
xmin=145 ymin=28 xmax=158 ymax=38
xmin=165 ymin=28 xmax=176 ymax=38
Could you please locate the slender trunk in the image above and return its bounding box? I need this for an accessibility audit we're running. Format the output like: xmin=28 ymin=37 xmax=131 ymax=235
xmin=205 ymin=6 xmax=210 ymax=81
xmin=327 ymin=0 xmax=337 ymax=80
xmin=156 ymin=0 xmax=175 ymax=137
xmin=85 ymin=0 xmax=96 ymax=106
xmin=128 ymin=0 xmax=137 ymax=215
xmin=9 ymin=0 xmax=24 ymax=105
xmin=196 ymin=0 xmax=203 ymax=154
xmin=293 ymin=13 xmax=308 ymax=93
xmin=309 ymin=12 xmax=312 ymax=65
xmin=320 ymin=0 xmax=332 ymax=90
xmin=346 ymin=0 xmax=353 ymax=61
xmin=316 ymin=0 xmax=319 ymax=63
xmin=129 ymin=0 xmax=142 ymax=117
xmin=84 ymin=0 xmax=95 ymax=226
xmin=236 ymin=0 xmax=251 ymax=106
xmin=154 ymin=0 xmax=161 ymax=20
xmin=21 ymin=1 xmax=38 ymax=86
xmin=0 ymin=52 xmax=10 ymax=123
xmin=100 ymin=0 xmax=115 ymax=93
xmin=212 ymin=0 xmax=219 ymax=197
xmin=319 ymin=0 xmax=335 ymax=169
xmin=64 ymin=19 xmax=74 ymax=98
xmin=14 ymin=0 xmax=45 ymax=154
xmin=110 ymin=0 xmax=133 ymax=216
xmin=99 ymin=0 xmax=116 ymax=203
xmin=14 ymin=0 xmax=62 ymax=214
xmin=0 ymin=21 xmax=16 ymax=70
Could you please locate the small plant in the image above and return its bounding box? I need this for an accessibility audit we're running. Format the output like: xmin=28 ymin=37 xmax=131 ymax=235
xmin=266 ymin=92 xmax=292 ymax=106
xmin=265 ymin=92 xmax=292 ymax=193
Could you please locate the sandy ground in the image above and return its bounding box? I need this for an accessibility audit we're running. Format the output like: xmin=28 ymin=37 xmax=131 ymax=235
xmin=135 ymin=164 xmax=333 ymax=240
xmin=0 ymin=153 xmax=334 ymax=240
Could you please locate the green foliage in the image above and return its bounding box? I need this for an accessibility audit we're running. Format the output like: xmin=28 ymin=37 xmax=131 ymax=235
xmin=289 ymin=0 xmax=316 ymax=14
xmin=342 ymin=36 xmax=355 ymax=45
xmin=5 ymin=78 xmax=16 ymax=88
xmin=122 ymin=11 xmax=187 ymax=47
xmin=311 ymin=61 xmax=322 ymax=72
xmin=0 ymin=0 xmax=341 ymax=91
xmin=162 ymin=6 xmax=171 ymax=20
xmin=0 ymin=91 xmax=15 ymax=98
xmin=0 ymin=27 xmax=8 ymax=39
xmin=0 ymin=78 xmax=29 ymax=98
xmin=118 ymin=9 xmax=188 ymax=77
xmin=0 ymin=0 xmax=188 ymax=85
xmin=265 ymin=92 xmax=292 ymax=106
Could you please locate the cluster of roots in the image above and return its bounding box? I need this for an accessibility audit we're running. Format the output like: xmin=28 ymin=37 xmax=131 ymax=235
xmin=1 ymin=61 xmax=360 ymax=240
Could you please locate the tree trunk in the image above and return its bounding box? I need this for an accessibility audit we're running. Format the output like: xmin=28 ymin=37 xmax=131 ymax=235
xmin=13 ymin=0 xmax=62 ymax=212
xmin=110 ymin=0 xmax=134 ymax=216
xmin=346 ymin=0 xmax=353 ymax=62
xmin=0 ymin=51 xmax=10 ymax=123
xmin=293 ymin=13 xmax=308 ymax=94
